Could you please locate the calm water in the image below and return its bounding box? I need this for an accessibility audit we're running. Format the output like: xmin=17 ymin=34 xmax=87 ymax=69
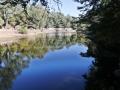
xmin=0 ymin=34 xmax=94 ymax=90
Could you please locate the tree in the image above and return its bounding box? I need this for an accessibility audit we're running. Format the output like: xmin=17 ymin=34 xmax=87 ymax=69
xmin=0 ymin=0 xmax=75 ymax=31
xmin=75 ymin=0 xmax=120 ymax=47
xmin=76 ymin=1 xmax=120 ymax=90
xmin=0 ymin=0 xmax=61 ymax=9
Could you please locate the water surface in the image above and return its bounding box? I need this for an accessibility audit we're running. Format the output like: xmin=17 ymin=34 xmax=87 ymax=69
xmin=0 ymin=34 xmax=94 ymax=90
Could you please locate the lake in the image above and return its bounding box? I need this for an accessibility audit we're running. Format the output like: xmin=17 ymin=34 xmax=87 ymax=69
xmin=0 ymin=34 xmax=94 ymax=90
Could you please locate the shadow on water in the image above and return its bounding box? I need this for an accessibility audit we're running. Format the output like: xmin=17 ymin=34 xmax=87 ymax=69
xmin=82 ymin=33 xmax=120 ymax=90
xmin=0 ymin=33 xmax=94 ymax=90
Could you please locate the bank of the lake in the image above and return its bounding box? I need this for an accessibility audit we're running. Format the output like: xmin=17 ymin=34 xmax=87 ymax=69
xmin=0 ymin=28 xmax=76 ymax=45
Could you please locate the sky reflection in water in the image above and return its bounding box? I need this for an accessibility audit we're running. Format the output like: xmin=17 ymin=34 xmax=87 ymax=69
xmin=11 ymin=44 xmax=93 ymax=90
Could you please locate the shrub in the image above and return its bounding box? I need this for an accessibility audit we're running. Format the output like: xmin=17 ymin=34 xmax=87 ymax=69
xmin=18 ymin=25 xmax=28 ymax=34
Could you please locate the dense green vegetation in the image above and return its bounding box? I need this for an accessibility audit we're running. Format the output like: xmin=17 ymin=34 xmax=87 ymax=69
xmin=0 ymin=4 xmax=76 ymax=31
xmin=75 ymin=0 xmax=120 ymax=90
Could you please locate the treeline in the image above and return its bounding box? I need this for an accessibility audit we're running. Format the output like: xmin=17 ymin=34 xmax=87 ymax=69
xmin=0 ymin=4 xmax=77 ymax=31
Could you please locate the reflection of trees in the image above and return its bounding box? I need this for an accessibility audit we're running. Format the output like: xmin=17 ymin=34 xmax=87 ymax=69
xmin=0 ymin=34 xmax=86 ymax=90
xmin=0 ymin=45 xmax=29 ymax=90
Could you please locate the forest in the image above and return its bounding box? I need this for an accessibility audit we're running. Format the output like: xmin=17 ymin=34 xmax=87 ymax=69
xmin=0 ymin=2 xmax=78 ymax=33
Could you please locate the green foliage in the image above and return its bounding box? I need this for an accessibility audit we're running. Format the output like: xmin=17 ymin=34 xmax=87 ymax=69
xmin=18 ymin=25 xmax=27 ymax=34
xmin=0 ymin=0 xmax=50 ymax=7
xmin=0 ymin=4 xmax=75 ymax=30
xmin=76 ymin=0 xmax=120 ymax=90
xmin=76 ymin=0 xmax=120 ymax=45
xmin=9 ymin=17 xmax=16 ymax=28
xmin=0 ymin=0 xmax=75 ymax=30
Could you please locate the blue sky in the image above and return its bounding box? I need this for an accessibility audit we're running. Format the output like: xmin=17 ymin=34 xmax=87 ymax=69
xmin=60 ymin=0 xmax=80 ymax=16
xmin=49 ymin=0 xmax=80 ymax=17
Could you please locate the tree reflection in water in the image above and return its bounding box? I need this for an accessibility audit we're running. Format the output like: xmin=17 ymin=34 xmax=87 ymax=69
xmin=0 ymin=33 xmax=87 ymax=90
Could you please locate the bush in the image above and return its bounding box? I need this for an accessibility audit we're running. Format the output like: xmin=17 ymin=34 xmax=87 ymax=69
xmin=18 ymin=26 xmax=28 ymax=34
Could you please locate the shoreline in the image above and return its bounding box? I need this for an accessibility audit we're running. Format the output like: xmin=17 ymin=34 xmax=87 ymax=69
xmin=0 ymin=28 xmax=76 ymax=45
